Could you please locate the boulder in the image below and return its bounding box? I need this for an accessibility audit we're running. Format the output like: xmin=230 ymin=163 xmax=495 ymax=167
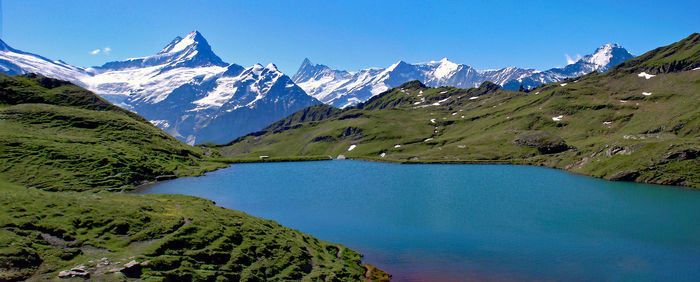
xmin=605 ymin=146 xmax=632 ymax=157
xmin=513 ymin=131 xmax=569 ymax=154
xmin=120 ymin=260 xmax=142 ymax=278
xmin=58 ymin=266 xmax=89 ymax=279
xmin=664 ymin=148 xmax=698 ymax=160
xmin=608 ymin=170 xmax=640 ymax=181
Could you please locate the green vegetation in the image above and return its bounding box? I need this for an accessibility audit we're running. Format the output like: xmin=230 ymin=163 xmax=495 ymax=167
xmin=0 ymin=73 xmax=226 ymax=191
xmin=0 ymin=180 xmax=366 ymax=281
xmin=0 ymin=74 xmax=383 ymax=280
xmin=612 ymin=33 xmax=700 ymax=74
xmin=215 ymin=34 xmax=700 ymax=188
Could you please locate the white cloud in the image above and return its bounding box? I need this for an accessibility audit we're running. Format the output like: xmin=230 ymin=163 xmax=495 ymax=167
xmin=565 ymin=54 xmax=582 ymax=65
xmin=90 ymin=47 xmax=111 ymax=55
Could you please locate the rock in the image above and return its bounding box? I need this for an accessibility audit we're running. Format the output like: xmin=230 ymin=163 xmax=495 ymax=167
xmin=338 ymin=127 xmax=363 ymax=138
xmin=513 ymin=131 xmax=569 ymax=154
xmin=58 ymin=270 xmax=72 ymax=278
xmin=608 ymin=170 xmax=640 ymax=181
xmin=605 ymin=146 xmax=632 ymax=157
xmin=124 ymin=260 xmax=139 ymax=268
xmin=409 ymin=157 xmax=420 ymax=161
xmin=155 ymin=175 xmax=177 ymax=181
xmin=120 ymin=260 xmax=143 ymax=278
xmin=58 ymin=267 xmax=90 ymax=279
xmin=337 ymin=155 xmax=346 ymax=160
xmin=107 ymin=267 xmax=123 ymax=273
xmin=664 ymin=148 xmax=698 ymax=160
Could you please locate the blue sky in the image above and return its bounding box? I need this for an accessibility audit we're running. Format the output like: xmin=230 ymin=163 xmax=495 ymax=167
xmin=1 ymin=0 xmax=698 ymax=74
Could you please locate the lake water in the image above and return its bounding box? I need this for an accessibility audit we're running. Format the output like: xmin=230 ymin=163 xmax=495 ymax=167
xmin=138 ymin=160 xmax=700 ymax=281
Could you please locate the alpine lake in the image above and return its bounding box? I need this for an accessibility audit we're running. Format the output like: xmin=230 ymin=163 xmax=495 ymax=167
xmin=138 ymin=160 xmax=700 ymax=281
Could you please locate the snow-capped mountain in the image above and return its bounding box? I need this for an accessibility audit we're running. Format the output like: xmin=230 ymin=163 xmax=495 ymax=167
xmin=0 ymin=31 xmax=320 ymax=144
xmin=0 ymin=38 xmax=90 ymax=84
xmin=294 ymin=44 xmax=635 ymax=107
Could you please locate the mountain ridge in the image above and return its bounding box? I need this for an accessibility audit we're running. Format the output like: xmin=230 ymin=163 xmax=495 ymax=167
xmin=0 ymin=31 xmax=321 ymax=144
xmin=294 ymin=43 xmax=635 ymax=107
xmin=217 ymin=33 xmax=699 ymax=188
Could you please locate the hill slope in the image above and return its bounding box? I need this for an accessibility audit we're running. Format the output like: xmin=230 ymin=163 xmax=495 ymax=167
xmin=217 ymin=34 xmax=700 ymax=188
xmin=0 ymin=74 xmax=378 ymax=280
xmin=0 ymin=73 xmax=224 ymax=191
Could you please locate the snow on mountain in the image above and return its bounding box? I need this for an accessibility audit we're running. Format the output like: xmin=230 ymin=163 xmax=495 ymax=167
xmin=0 ymin=38 xmax=90 ymax=84
xmin=294 ymin=44 xmax=635 ymax=107
xmin=0 ymin=31 xmax=320 ymax=144
xmin=584 ymin=43 xmax=630 ymax=71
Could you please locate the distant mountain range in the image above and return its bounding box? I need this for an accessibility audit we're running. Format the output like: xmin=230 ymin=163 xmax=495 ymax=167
xmin=222 ymin=33 xmax=700 ymax=188
xmin=0 ymin=32 xmax=636 ymax=141
xmin=0 ymin=31 xmax=320 ymax=144
xmin=293 ymin=44 xmax=635 ymax=107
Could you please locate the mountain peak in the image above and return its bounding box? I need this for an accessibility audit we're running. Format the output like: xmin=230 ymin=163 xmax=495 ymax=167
xmin=581 ymin=43 xmax=634 ymax=70
xmin=0 ymin=38 xmax=12 ymax=52
xmin=597 ymin=43 xmax=623 ymax=50
xmin=386 ymin=60 xmax=408 ymax=71
xmin=266 ymin=63 xmax=279 ymax=71
xmin=158 ymin=30 xmax=209 ymax=54
xmin=99 ymin=30 xmax=227 ymax=70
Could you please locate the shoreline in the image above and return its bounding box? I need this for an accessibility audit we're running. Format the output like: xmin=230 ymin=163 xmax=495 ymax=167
xmin=130 ymin=156 xmax=700 ymax=281
xmin=157 ymin=155 xmax=696 ymax=190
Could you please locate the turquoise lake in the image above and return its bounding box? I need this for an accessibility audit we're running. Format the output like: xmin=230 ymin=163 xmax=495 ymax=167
xmin=138 ymin=160 xmax=700 ymax=281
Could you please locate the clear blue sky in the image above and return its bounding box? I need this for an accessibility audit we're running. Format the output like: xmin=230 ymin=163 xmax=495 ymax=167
xmin=1 ymin=0 xmax=698 ymax=74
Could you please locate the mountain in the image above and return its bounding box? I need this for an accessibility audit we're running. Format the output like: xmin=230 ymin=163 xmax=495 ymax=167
xmin=293 ymin=44 xmax=635 ymax=107
xmin=0 ymin=73 xmax=377 ymax=281
xmin=217 ymin=33 xmax=699 ymax=188
xmin=0 ymin=31 xmax=321 ymax=144
xmin=0 ymin=38 xmax=90 ymax=84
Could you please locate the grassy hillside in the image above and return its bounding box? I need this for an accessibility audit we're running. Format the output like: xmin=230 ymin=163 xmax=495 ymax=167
xmin=215 ymin=34 xmax=700 ymax=188
xmin=0 ymin=73 xmax=226 ymax=191
xmin=0 ymin=180 xmax=368 ymax=281
xmin=0 ymin=74 xmax=381 ymax=280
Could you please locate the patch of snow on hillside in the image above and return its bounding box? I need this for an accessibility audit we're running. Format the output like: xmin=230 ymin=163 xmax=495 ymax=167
xmin=149 ymin=120 xmax=170 ymax=128
xmin=637 ymin=72 xmax=655 ymax=79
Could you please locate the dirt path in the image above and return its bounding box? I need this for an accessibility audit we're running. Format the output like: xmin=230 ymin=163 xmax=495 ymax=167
xmin=174 ymin=203 xmax=191 ymax=224
xmin=335 ymin=245 xmax=344 ymax=262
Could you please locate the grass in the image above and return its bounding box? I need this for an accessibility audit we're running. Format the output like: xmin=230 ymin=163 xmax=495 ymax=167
xmin=214 ymin=34 xmax=700 ymax=188
xmin=0 ymin=73 xmax=227 ymax=191
xmin=0 ymin=179 xmax=367 ymax=281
